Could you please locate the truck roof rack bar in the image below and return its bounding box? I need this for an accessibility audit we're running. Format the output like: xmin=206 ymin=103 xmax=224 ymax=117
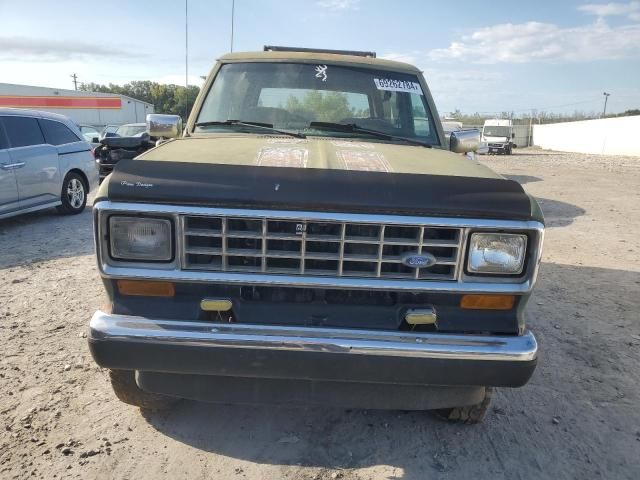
xmin=263 ymin=45 xmax=376 ymax=58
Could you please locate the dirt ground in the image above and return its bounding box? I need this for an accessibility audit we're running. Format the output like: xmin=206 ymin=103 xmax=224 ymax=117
xmin=1 ymin=148 xmax=639 ymax=480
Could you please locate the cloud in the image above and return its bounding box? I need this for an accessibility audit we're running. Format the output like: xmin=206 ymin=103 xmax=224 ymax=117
xmin=315 ymin=0 xmax=360 ymax=10
xmin=428 ymin=20 xmax=640 ymax=64
xmin=578 ymin=1 xmax=640 ymax=18
xmin=0 ymin=36 xmax=140 ymax=62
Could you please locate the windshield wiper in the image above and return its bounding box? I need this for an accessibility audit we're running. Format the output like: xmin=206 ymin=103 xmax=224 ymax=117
xmin=194 ymin=120 xmax=306 ymax=138
xmin=308 ymin=122 xmax=432 ymax=148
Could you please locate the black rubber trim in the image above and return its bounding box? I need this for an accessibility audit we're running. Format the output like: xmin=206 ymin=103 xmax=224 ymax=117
xmin=107 ymin=160 xmax=533 ymax=220
xmin=136 ymin=372 xmax=487 ymax=410
xmin=89 ymin=338 xmax=536 ymax=388
xmin=59 ymin=148 xmax=91 ymax=155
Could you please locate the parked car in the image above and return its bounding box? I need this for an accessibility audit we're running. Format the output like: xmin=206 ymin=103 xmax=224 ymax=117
xmin=78 ymin=124 xmax=102 ymax=147
xmin=0 ymin=108 xmax=98 ymax=219
xmin=113 ymin=123 xmax=147 ymax=137
xmin=88 ymin=47 xmax=544 ymax=424
xmin=94 ymin=123 xmax=156 ymax=180
xmin=101 ymin=124 xmax=120 ymax=138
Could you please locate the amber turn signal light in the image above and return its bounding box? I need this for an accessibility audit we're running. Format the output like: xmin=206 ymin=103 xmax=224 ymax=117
xmin=460 ymin=294 xmax=515 ymax=310
xmin=200 ymin=299 xmax=233 ymax=312
xmin=116 ymin=280 xmax=175 ymax=297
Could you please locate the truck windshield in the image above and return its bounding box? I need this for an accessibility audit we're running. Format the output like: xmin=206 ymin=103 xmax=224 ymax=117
xmin=195 ymin=62 xmax=439 ymax=145
xmin=483 ymin=126 xmax=510 ymax=137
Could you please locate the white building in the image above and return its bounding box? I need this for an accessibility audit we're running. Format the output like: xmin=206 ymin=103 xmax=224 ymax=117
xmin=0 ymin=83 xmax=154 ymax=127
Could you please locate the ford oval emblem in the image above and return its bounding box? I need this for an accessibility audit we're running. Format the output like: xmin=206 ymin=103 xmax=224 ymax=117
xmin=401 ymin=253 xmax=437 ymax=268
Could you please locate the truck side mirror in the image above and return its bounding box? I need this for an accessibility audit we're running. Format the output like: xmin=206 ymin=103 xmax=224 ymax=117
xmin=147 ymin=114 xmax=183 ymax=139
xmin=449 ymin=129 xmax=480 ymax=154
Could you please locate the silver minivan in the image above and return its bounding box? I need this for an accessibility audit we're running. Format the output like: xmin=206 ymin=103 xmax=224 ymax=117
xmin=0 ymin=108 xmax=98 ymax=220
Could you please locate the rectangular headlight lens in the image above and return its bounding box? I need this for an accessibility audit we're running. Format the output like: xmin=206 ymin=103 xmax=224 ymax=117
xmin=109 ymin=216 xmax=172 ymax=261
xmin=468 ymin=233 xmax=527 ymax=274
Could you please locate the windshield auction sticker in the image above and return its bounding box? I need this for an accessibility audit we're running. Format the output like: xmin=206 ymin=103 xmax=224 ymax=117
xmin=373 ymin=78 xmax=423 ymax=95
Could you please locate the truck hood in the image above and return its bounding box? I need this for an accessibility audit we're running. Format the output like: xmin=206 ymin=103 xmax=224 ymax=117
xmin=104 ymin=135 xmax=535 ymax=220
xmin=134 ymin=135 xmax=502 ymax=178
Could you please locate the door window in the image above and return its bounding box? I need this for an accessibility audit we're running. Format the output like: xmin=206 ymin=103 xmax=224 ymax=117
xmin=79 ymin=126 xmax=100 ymax=142
xmin=410 ymin=94 xmax=431 ymax=138
xmin=40 ymin=119 xmax=82 ymax=145
xmin=1 ymin=116 xmax=45 ymax=148
xmin=0 ymin=122 xmax=8 ymax=149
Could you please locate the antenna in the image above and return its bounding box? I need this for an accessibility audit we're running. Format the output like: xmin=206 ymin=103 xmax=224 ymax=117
xmin=230 ymin=0 xmax=235 ymax=52
xmin=185 ymin=0 xmax=189 ymax=121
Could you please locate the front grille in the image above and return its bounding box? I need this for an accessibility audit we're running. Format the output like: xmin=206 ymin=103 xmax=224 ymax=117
xmin=488 ymin=143 xmax=504 ymax=148
xmin=181 ymin=215 xmax=463 ymax=280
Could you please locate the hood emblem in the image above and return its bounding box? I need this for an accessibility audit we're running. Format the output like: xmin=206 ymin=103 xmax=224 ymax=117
xmin=401 ymin=253 xmax=437 ymax=269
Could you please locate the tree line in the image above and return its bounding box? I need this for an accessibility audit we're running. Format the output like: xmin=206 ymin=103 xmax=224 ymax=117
xmin=446 ymin=108 xmax=640 ymax=126
xmin=79 ymin=81 xmax=200 ymax=121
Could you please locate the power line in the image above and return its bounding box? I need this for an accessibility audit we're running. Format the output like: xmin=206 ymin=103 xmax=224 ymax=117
xmin=442 ymin=98 xmax=603 ymax=117
xmin=512 ymin=98 xmax=601 ymax=113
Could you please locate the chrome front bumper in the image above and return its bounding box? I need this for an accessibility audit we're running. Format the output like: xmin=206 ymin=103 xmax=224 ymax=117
xmin=88 ymin=310 xmax=538 ymax=387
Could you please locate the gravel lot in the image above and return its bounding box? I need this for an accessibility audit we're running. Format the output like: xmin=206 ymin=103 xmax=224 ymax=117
xmin=1 ymin=148 xmax=639 ymax=480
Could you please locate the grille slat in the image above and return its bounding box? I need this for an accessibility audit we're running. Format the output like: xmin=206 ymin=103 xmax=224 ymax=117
xmin=183 ymin=215 xmax=463 ymax=281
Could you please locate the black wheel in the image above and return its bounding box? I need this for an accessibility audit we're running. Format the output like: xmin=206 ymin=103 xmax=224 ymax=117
xmin=108 ymin=369 xmax=178 ymax=411
xmin=56 ymin=172 xmax=87 ymax=215
xmin=433 ymin=387 xmax=493 ymax=424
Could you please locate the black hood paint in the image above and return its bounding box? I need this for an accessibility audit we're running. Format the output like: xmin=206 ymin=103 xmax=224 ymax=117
xmin=104 ymin=159 xmax=534 ymax=220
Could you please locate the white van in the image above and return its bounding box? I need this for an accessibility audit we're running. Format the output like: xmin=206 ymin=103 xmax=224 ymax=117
xmin=0 ymin=108 xmax=98 ymax=220
xmin=481 ymin=119 xmax=514 ymax=155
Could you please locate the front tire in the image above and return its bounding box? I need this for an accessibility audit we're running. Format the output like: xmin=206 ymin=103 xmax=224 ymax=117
xmin=433 ymin=387 xmax=493 ymax=424
xmin=56 ymin=172 xmax=87 ymax=215
xmin=108 ymin=369 xmax=177 ymax=411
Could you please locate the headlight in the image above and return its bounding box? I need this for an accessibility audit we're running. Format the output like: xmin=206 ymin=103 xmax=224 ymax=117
xmin=467 ymin=233 xmax=527 ymax=274
xmin=109 ymin=216 xmax=172 ymax=261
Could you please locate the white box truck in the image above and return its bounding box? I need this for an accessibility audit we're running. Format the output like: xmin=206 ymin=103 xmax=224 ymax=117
xmin=482 ymin=119 xmax=514 ymax=155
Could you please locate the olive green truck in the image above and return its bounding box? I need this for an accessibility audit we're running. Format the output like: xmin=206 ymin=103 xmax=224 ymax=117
xmin=88 ymin=46 xmax=543 ymax=423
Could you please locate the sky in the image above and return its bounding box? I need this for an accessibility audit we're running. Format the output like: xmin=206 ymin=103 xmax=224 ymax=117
xmin=1 ymin=0 xmax=639 ymax=116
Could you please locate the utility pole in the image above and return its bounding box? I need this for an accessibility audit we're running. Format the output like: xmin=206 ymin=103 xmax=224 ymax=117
xmin=230 ymin=0 xmax=235 ymax=52
xmin=70 ymin=73 xmax=78 ymax=91
xmin=602 ymin=92 xmax=610 ymax=118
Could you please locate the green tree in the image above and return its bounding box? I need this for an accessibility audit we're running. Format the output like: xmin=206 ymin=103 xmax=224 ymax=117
xmin=286 ymin=91 xmax=356 ymax=122
xmin=79 ymin=81 xmax=200 ymax=121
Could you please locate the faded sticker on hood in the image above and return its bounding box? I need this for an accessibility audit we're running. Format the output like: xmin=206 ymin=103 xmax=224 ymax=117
xmin=330 ymin=140 xmax=375 ymax=149
xmin=257 ymin=147 xmax=309 ymax=168
xmin=266 ymin=138 xmax=307 ymax=144
xmin=336 ymin=150 xmax=392 ymax=172
xmin=373 ymin=78 xmax=423 ymax=96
